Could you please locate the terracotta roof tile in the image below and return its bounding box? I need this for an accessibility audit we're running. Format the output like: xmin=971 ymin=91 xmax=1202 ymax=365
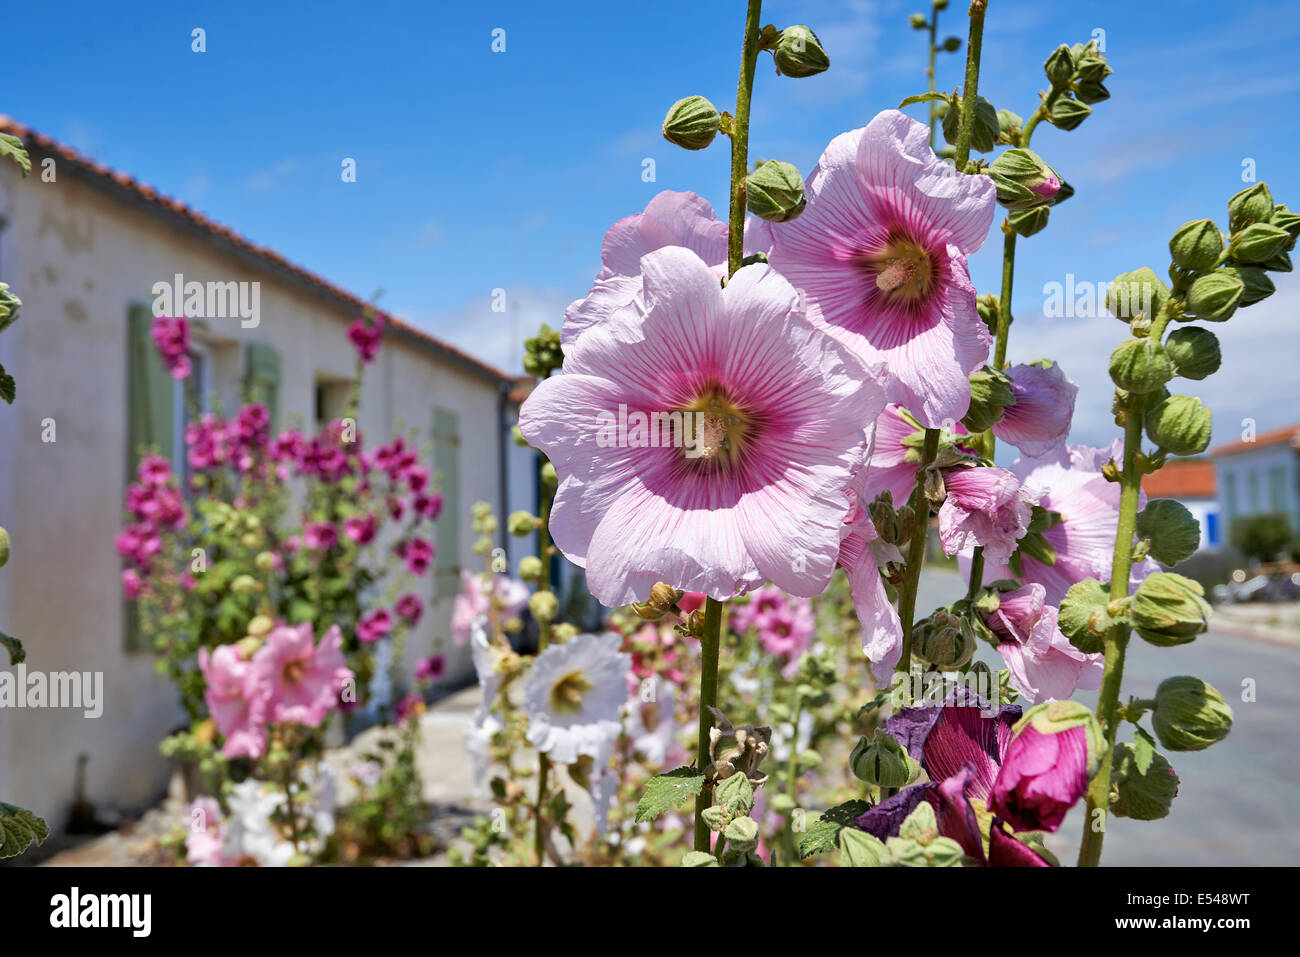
xmin=1141 ymin=458 xmax=1216 ymax=499
xmin=1210 ymin=422 xmax=1300 ymax=458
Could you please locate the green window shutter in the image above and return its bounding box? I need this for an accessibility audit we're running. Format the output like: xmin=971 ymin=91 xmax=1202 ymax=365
xmin=125 ymin=303 xmax=175 ymax=653
xmin=432 ymin=407 xmax=461 ymax=600
xmin=245 ymin=342 xmax=282 ymax=429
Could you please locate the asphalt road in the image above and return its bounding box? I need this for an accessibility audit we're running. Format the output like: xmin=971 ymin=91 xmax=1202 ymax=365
xmin=918 ymin=568 xmax=1300 ymax=866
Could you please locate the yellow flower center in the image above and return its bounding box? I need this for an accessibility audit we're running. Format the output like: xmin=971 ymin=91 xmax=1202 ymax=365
xmin=867 ymin=237 xmax=932 ymax=304
xmin=680 ymin=390 xmax=752 ymax=467
xmin=549 ymin=669 xmax=593 ymax=714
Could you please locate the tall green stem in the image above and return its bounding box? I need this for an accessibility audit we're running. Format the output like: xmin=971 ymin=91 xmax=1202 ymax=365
xmin=693 ymin=596 xmax=724 ymax=852
xmin=896 ymin=428 xmax=940 ymax=675
xmin=927 ymin=10 xmax=938 ymax=146
xmin=727 ymin=0 xmax=763 ymax=276
xmin=952 ymin=1 xmax=988 ymax=171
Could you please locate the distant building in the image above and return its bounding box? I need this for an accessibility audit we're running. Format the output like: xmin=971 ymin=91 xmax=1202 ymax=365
xmin=1211 ymin=424 xmax=1300 ymax=537
xmin=1141 ymin=458 xmax=1220 ymax=550
xmin=0 ymin=117 xmax=535 ymax=825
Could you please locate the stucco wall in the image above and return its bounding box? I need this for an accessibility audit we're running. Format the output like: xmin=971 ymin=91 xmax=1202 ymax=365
xmin=1215 ymin=444 xmax=1300 ymax=534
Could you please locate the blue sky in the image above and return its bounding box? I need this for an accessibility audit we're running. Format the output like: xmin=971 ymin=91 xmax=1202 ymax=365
xmin=8 ymin=0 xmax=1300 ymax=450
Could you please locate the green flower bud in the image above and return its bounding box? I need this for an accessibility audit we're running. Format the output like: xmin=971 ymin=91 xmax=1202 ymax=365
xmin=987 ymin=148 xmax=1061 ymax=209
xmin=1145 ymin=395 xmax=1212 ymax=456
xmin=528 ymin=590 xmax=558 ymax=624
xmin=1259 ymin=248 xmax=1292 ymax=272
xmin=961 ymin=365 xmax=1015 ymax=432
xmin=933 ymin=0 xmax=949 ymax=9
xmin=976 ymin=293 xmax=1000 ymax=336
xmin=246 ymin=614 xmax=274 ymax=638
xmin=1164 ymin=326 xmax=1221 ymax=381
xmin=0 ymin=526 xmax=9 ymax=568
xmin=1048 ymin=96 xmax=1091 ymax=131
xmin=1110 ymin=741 xmax=1179 ymax=820
xmin=540 ymin=461 xmax=557 ymax=491
xmin=1269 ymin=204 xmax=1300 ymax=242
xmin=662 ymin=96 xmax=721 ymax=151
xmin=1073 ymin=80 xmax=1110 ymax=104
xmin=942 ymin=95 xmax=999 ymax=154
xmin=1228 ymin=222 xmax=1291 ymax=264
xmin=517 ymin=554 xmax=543 ymax=583
xmin=511 ymin=424 xmax=529 ymax=448
xmin=1130 ymin=573 xmax=1211 ymax=646
xmin=723 ymin=816 xmax=760 ymax=852
xmin=1008 ymin=205 xmax=1050 ymax=237
xmin=773 ymin=25 xmax=829 ymax=78
xmin=1075 ymin=54 xmax=1112 ymax=83
xmin=1109 ymin=338 xmax=1172 ymax=394
xmin=912 ymin=608 xmax=977 ymax=668
xmin=996 ymin=108 xmax=1023 ymax=143
xmin=768 ymin=793 xmax=796 ymax=815
xmin=1151 ymin=676 xmax=1233 ymax=751
xmin=230 ymin=574 xmax=259 ymax=596
xmin=1107 ymin=267 xmax=1170 ymax=323
xmin=746 ymin=160 xmax=806 ymax=222
xmin=506 ymin=510 xmax=538 ymax=538
xmin=253 ymin=550 xmax=276 ymax=573
xmin=681 ymin=850 xmax=719 ymax=867
xmin=941 ymin=36 xmax=961 ymax=52
xmin=1058 ymin=578 xmax=1115 ymax=654
xmin=1183 ymin=270 xmax=1244 ymax=322
xmin=1044 ymin=44 xmax=1074 ymax=87
xmin=1169 ymin=219 xmax=1224 ymax=273
xmin=840 ymin=828 xmax=890 ymax=867
xmin=908 ymin=13 xmax=928 ymax=29
xmin=1136 ymin=499 xmax=1201 ymax=566
xmin=715 ymin=770 xmax=755 ymax=814
xmin=1227 ymin=182 xmax=1273 ymax=233
xmin=849 ymin=729 xmax=919 ymax=788
xmin=0 ymin=283 xmax=20 ymax=331
xmin=1226 ymin=266 xmax=1275 ymax=306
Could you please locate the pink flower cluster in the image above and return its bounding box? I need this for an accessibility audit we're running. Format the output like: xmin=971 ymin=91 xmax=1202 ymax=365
xmin=347 ymin=315 xmax=384 ymax=364
xmin=199 ymin=621 xmax=354 ymax=759
xmin=731 ymin=585 xmax=815 ymax=668
xmin=150 ymin=315 xmax=191 ymax=379
xmin=116 ymin=454 xmax=187 ymax=597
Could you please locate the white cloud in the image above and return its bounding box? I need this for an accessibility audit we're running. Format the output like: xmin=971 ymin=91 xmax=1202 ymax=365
xmin=404 ymin=285 xmax=573 ymax=374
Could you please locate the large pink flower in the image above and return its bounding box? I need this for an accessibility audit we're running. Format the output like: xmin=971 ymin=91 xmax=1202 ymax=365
xmin=520 ymin=246 xmax=887 ymax=606
xmin=838 ymin=492 xmax=904 ymax=686
xmin=993 ymin=360 xmax=1077 ymax=457
xmin=938 ymin=465 xmax=1039 ymax=566
xmin=981 ymin=583 xmax=1102 ymax=704
xmin=199 ymin=643 xmax=270 ymax=760
xmin=862 ymin=403 xmax=925 ymax=508
xmin=768 ymin=110 xmax=996 ymax=428
xmin=563 ymin=190 xmax=772 ymax=348
xmin=251 ymin=622 xmax=353 ymax=728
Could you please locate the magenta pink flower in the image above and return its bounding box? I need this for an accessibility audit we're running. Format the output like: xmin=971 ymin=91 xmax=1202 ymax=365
xmin=357 ymin=608 xmax=392 ymax=643
xmin=520 ymin=247 xmax=886 ymax=605
xmin=121 ymin=568 xmax=144 ymax=599
xmin=184 ymin=796 xmax=229 ymax=867
xmin=563 ymin=190 xmax=773 ymax=348
xmin=451 ymin=569 xmax=529 ymax=644
xmin=150 ymin=315 xmax=192 ymax=379
xmin=413 ymin=492 xmax=443 ymax=520
xmin=768 ymin=110 xmax=996 ymax=428
xmin=755 ymin=599 xmax=814 ymax=662
xmin=729 ymin=585 xmax=789 ymax=634
xmin=991 ymin=710 xmax=1096 ymax=833
xmin=137 ymin=453 xmax=173 ymax=486
xmin=396 ymin=593 xmax=423 ymax=626
xmin=400 ymin=537 xmax=434 ymax=576
xmin=303 ymin=521 xmax=337 ymax=550
xmin=251 ymin=622 xmax=353 ymax=728
xmin=199 ymin=643 xmax=270 ymax=759
xmin=348 ymin=315 xmax=384 ymax=364
xmin=981 ymin=583 xmax=1102 ymax=704
xmin=863 ymin=403 xmax=927 ymax=508
xmin=938 ymin=466 xmax=1039 ymax=566
xmin=993 ymin=361 xmax=1077 ymax=457
xmin=343 ymin=514 xmax=377 ymax=545
xmin=414 ymin=654 xmax=444 ymax=683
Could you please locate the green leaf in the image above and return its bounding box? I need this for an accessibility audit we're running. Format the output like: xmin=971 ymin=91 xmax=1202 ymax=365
xmin=798 ymin=800 xmax=871 ymax=859
xmin=897 ymin=91 xmax=951 ymax=109
xmin=0 ymin=631 xmax=24 ymax=666
xmin=0 ymin=801 xmax=48 ymax=859
xmin=1132 ymin=725 xmax=1158 ymax=775
xmin=0 ymin=133 xmax=30 ymax=177
xmin=634 ymin=767 xmax=705 ymax=823
xmin=0 ymin=363 xmax=14 ymax=404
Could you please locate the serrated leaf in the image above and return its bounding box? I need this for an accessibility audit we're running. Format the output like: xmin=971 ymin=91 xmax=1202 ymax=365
xmin=634 ymin=767 xmax=704 ymax=823
xmin=898 ymin=92 xmax=950 ymax=108
xmin=0 ymin=133 xmax=30 ymax=177
xmin=0 ymin=801 xmax=48 ymax=859
xmin=855 ymin=690 xmax=891 ymax=719
xmin=798 ymin=799 xmax=872 ymax=859
xmin=1132 ymin=725 xmax=1157 ymax=775
xmin=0 ymin=631 xmax=24 ymax=665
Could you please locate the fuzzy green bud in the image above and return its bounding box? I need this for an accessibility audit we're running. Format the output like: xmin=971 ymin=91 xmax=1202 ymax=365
xmin=1073 ymin=80 xmax=1110 ymax=104
xmin=1145 ymin=395 xmax=1212 ymax=456
xmin=1136 ymin=499 xmax=1201 ymax=566
xmin=941 ymin=35 xmax=961 ymax=52
xmin=528 ymin=590 xmax=558 ymax=624
xmin=746 ymin=160 xmax=806 ymax=222
xmin=1110 ymin=741 xmax=1179 ymax=820
xmin=1226 ymin=266 xmax=1275 ymax=306
xmin=1270 ymin=204 xmax=1300 ymax=242
xmin=1048 ymin=96 xmax=1091 ymax=131
xmin=1168 ymin=219 xmax=1224 ymax=273
xmin=662 ymin=96 xmax=721 ymax=151
xmin=540 ymin=461 xmax=557 ymax=491
xmin=1164 ymin=326 xmax=1221 ymax=381
xmin=840 ymin=828 xmax=891 ymax=867
xmin=1107 ymin=266 xmax=1170 ymax=323
xmin=1109 ymin=338 xmax=1172 ymax=394
xmin=246 ymin=614 xmax=274 ymax=639
xmin=1130 ymin=573 xmax=1211 ymax=646
xmin=1008 ymin=205 xmax=1050 ymax=237
xmin=715 ymin=770 xmax=755 ymax=814
xmin=681 ymin=850 xmax=719 ymax=867
xmin=961 ymin=365 xmax=1015 ymax=432
xmin=975 ymin=293 xmax=1000 ymax=336
xmin=996 ymin=108 xmax=1023 ymax=144
xmin=1043 ymin=44 xmax=1074 ymax=87
xmin=517 ymin=555 xmax=543 ymax=583
xmin=912 ymin=608 xmax=977 ymax=669
xmin=773 ymin=25 xmax=829 ymax=78
xmin=849 ymin=729 xmax=919 ymax=788
xmin=1057 ymin=578 xmax=1114 ymax=654
xmin=1075 ymin=53 xmax=1112 ymax=83
xmin=230 ymin=574 xmax=260 ymax=596
xmin=942 ymin=95 xmax=999 ymax=154
xmin=723 ymin=816 xmax=760 ymax=852
xmin=1228 ymin=222 xmax=1291 ymax=264
xmin=506 ymin=510 xmax=538 ymax=538
xmin=1151 ymin=676 xmax=1233 ymax=751
xmin=1183 ymin=270 xmax=1244 ymax=321
xmin=1227 ymin=182 xmax=1274 ymax=233
xmin=908 ymin=13 xmax=928 ymax=29
xmin=987 ymin=148 xmax=1060 ymax=209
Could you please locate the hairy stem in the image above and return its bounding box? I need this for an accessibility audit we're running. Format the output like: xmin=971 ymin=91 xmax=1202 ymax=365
xmin=952 ymin=0 xmax=988 ymax=171
xmin=727 ymin=0 xmax=764 ymax=276
xmin=927 ymin=10 xmax=938 ymax=147
xmin=896 ymin=428 xmax=941 ymax=674
xmin=693 ymin=596 xmax=724 ymax=852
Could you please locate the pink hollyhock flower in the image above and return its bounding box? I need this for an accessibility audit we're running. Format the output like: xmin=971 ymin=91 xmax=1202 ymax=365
xmin=252 ymin=622 xmax=353 ymax=728
xmin=348 ymin=316 xmax=384 ymax=364
xmin=415 ymin=654 xmax=444 ymax=683
xmin=199 ymin=643 xmax=271 ymax=759
xmin=137 ymin=453 xmax=173 ymax=486
xmin=121 ymin=568 xmax=144 ymax=599
xmin=394 ymin=692 xmax=425 ymax=725
xmin=150 ymin=315 xmax=192 ymax=379
xmin=563 ymin=190 xmax=773 ymax=348
xmin=302 ymin=521 xmax=337 ymax=550
xmin=413 ymin=492 xmax=443 ymax=520
xmin=981 ymin=582 xmax=1102 ymax=704
xmin=357 ymin=609 xmax=392 ymax=643
xmin=990 ymin=702 xmax=1101 ymax=833
xmin=993 ymin=360 xmax=1078 ymax=457
xmin=404 ymin=465 xmax=429 ymax=494
xmin=343 ymin=514 xmax=377 ymax=545
xmin=677 ymin=591 xmax=706 ymax=616
xmin=755 ymin=598 xmax=814 ymax=661
xmin=862 ymin=403 xmax=927 ymax=508
xmin=400 ymin=537 xmax=434 ymax=575
xmin=729 ymin=585 xmax=789 ymax=634
xmin=964 ymin=442 xmax=1156 ymax=604
xmin=837 ymin=491 xmax=904 ymax=686
xmin=396 ymin=593 xmax=424 ymax=626
xmin=938 ymin=465 xmax=1039 ymax=566
xmin=184 ymin=796 xmax=229 ymax=867
xmin=451 ymin=569 xmax=529 ymax=644
xmin=768 ymin=110 xmax=997 ymax=428
xmin=519 ymin=246 xmax=886 ymax=605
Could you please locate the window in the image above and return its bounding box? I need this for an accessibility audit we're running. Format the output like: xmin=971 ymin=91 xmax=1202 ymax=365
xmin=1247 ymin=471 xmax=1260 ymax=512
xmin=314 ymin=378 xmax=351 ymax=429
xmin=1223 ymin=473 xmax=1237 ymax=521
xmin=1269 ymin=465 xmax=1287 ymax=513
xmin=432 ymin=407 xmax=461 ymax=600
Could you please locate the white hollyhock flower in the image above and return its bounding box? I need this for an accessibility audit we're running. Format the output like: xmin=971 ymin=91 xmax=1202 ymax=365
xmin=625 ymin=681 xmax=680 ymax=770
xmin=523 ymin=632 xmax=628 ymax=765
xmin=463 ymin=616 xmax=504 ymax=792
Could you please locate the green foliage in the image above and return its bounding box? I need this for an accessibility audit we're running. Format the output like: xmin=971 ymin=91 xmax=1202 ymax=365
xmin=0 ymin=801 xmax=48 ymax=859
xmin=635 ymin=768 xmax=705 ymax=823
xmin=1229 ymin=512 xmax=1292 ymax=564
xmin=798 ymin=800 xmax=872 ymax=859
